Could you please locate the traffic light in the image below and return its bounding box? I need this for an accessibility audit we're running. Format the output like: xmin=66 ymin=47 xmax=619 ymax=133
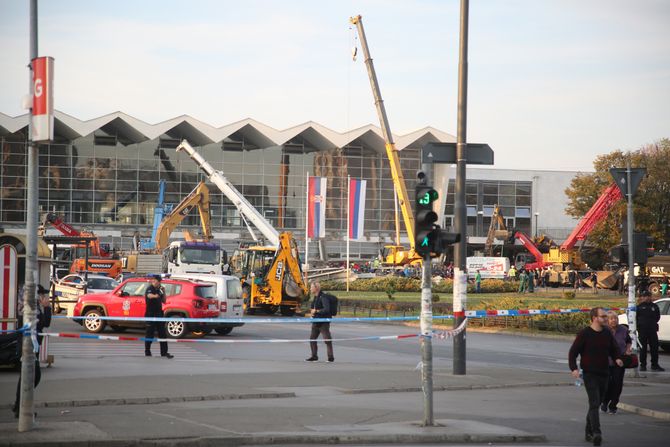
xmin=633 ymin=232 xmax=655 ymax=264
xmin=414 ymin=173 xmax=461 ymax=256
xmin=415 ymin=184 xmax=439 ymax=256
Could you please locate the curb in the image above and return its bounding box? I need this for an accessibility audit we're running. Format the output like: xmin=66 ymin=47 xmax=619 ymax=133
xmin=618 ymin=402 xmax=670 ymax=421
xmin=0 ymin=431 xmax=548 ymax=446
xmin=0 ymin=392 xmax=295 ymax=410
xmin=342 ymin=381 xmax=576 ymax=394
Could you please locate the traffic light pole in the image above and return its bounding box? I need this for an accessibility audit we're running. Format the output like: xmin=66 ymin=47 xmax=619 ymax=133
xmin=453 ymin=0 xmax=469 ymax=376
xmin=625 ymin=161 xmax=639 ymax=378
xmin=420 ymin=254 xmax=434 ymax=426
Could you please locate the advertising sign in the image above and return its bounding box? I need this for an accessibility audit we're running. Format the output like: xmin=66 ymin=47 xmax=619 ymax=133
xmin=466 ymin=257 xmax=510 ymax=279
xmin=31 ymin=56 xmax=54 ymax=142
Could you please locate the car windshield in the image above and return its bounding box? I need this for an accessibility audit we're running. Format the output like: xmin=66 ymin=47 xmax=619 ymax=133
xmin=194 ymin=285 xmax=216 ymax=299
xmin=88 ymin=277 xmax=118 ymax=290
xmin=179 ymin=247 xmax=220 ymax=265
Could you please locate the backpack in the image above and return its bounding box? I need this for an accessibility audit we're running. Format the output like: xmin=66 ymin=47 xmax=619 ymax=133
xmin=322 ymin=292 xmax=338 ymax=317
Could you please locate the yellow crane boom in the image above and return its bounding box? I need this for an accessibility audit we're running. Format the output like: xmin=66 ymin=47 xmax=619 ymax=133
xmin=350 ymin=15 xmax=419 ymax=264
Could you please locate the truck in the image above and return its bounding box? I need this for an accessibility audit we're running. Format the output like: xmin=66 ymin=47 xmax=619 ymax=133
xmin=176 ymin=139 xmax=308 ymax=315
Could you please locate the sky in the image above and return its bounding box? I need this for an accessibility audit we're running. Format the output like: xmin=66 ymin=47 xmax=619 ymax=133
xmin=1 ymin=0 xmax=669 ymax=171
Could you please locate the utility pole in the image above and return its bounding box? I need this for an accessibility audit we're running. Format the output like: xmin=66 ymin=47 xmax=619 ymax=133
xmin=19 ymin=0 xmax=39 ymax=432
xmin=453 ymin=0 xmax=469 ymax=376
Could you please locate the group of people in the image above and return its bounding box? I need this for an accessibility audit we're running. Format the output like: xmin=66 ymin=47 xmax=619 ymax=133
xmin=569 ymin=290 xmax=664 ymax=446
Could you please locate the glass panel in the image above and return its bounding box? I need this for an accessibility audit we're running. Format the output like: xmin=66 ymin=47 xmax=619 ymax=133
xmin=516 ymin=195 xmax=531 ymax=206
xmin=499 ymin=195 xmax=515 ymax=206
xmin=499 ymin=184 xmax=514 ymax=195
xmin=516 ymin=207 xmax=531 ymax=218
xmin=467 ymin=206 xmax=477 ymax=217
xmin=482 ymin=183 xmax=498 ymax=195
xmin=483 ymin=195 xmax=497 ymax=205
xmin=516 ymin=183 xmax=531 ymax=195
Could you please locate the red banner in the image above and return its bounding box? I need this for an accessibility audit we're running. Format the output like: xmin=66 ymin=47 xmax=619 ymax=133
xmin=32 ymin=56 xmax=54 ymax=142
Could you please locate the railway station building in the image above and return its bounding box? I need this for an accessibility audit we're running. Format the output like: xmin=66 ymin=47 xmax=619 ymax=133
xmin=0 ymin=111 xmax=581 ymax=262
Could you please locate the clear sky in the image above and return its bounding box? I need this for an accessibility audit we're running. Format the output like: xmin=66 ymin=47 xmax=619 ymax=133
xmin=1 ymin=0 xmax=668 ymax=171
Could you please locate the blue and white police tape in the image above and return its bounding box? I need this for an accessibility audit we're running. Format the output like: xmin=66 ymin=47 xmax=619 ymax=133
xmin=52 ymin=306 xmax=633 ymax=324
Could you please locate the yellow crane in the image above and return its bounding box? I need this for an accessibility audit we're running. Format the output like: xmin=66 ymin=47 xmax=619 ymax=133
xmin=350 ymin=15 xmax=421 ymax=266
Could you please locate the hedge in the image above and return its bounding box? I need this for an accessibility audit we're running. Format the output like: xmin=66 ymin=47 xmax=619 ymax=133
xmin=320 ymin=277 xmax=518 ymax=294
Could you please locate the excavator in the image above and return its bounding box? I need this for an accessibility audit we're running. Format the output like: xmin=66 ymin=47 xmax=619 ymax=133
xmin=483 ymin=205 xmax=511 ymax=257
xmin=40 ymin=213 xmax=123 ymax=277
xmin=350 ymin=15 xmax=421 ymax=267
xmin=176 ymin=139 xmax=308 ymax=316
xmin=124 ymin=181 xmax=223 ymax=276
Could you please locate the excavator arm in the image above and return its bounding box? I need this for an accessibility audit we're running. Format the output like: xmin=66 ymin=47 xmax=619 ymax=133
xmin=154 ymin=181 xmax=212 ymax=251
xmin=350 ymin=15 xmax=416 ymax=252
xmin=514 ymin=231 xmax=548 ymax=269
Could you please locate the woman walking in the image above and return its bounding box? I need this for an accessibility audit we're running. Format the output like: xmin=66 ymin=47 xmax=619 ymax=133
xmin=601 ymin=310 xmax=631 ymax=414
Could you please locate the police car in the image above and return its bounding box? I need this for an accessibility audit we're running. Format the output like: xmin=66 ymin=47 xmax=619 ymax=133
xmin=53 ymin=273 xmax=118 ymax=314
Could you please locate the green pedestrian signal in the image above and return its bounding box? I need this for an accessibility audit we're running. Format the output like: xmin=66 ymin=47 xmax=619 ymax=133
xmin=414 ymin=172 xmax=461 ymax=257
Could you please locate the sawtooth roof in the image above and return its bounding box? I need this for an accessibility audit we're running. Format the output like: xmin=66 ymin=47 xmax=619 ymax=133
xmin=0 ymin=111 xmax=455 ymax=153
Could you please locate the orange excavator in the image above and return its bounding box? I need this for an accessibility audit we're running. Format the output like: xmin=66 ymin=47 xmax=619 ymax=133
xmin=40 ymin=213 xmax=122 ymax=277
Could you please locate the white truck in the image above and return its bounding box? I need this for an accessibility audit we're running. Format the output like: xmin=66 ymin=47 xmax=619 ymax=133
xmin=466 ymin=257 xmax=510 ymax=279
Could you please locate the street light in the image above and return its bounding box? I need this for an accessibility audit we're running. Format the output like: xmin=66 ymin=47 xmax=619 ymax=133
xmin=477 ymin=210 xmax=484 ymax=237
xmin=534 ymin=212 xmax=540 ymax=238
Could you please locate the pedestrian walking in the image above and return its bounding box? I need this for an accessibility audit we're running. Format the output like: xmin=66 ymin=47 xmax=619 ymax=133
xmin=144 ymin=275 xmax=173 ymax=359
xmin=508 ymin=265 xmax=516 ymax=281
xmin=475 ymin=270 xmax=482 ymax=293
xmin=12 ymin=285 xmax=52 ymax=418
xmin=305 ymin=281 xmax=335 ymax=363
xmin=601 ymin=311 xmax=631 ymax=414
xmin=636 ymin=290 xmax=664 ymax=371
xmin=569 ymin=307 xmax=624 ymax=446
xmin=661 ymin=275 xmax=669 ymax=297
xmin=527 ymin=269 xmax=535 ymax=293
xmin=591 ymin=272 xmax=598 ymax=294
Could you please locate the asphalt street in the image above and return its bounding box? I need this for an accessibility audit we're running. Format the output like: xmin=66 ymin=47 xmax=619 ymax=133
xmin=0 ymin=316 xmax=668 ymax=446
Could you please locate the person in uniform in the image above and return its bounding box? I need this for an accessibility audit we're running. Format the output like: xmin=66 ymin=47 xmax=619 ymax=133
xmin=636 ymin=290 xmax=664 ymax=371
xmin=144 ymin=275 xmax=173 ymax=359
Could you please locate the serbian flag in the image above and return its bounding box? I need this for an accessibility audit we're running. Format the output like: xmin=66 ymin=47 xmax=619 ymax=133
xmin=349 ymin=178 xmax=367 ymax=240
xmin=307 ymin=176 xmax=327 ymax=239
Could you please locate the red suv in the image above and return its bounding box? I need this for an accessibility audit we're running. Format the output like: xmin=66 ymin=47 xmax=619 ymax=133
xmin=73 ymin=277 xmax=220 ymax=338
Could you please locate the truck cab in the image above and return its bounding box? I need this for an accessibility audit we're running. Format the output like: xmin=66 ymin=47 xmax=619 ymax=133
xmin=164 ymin=241 xmax=223 ymax=276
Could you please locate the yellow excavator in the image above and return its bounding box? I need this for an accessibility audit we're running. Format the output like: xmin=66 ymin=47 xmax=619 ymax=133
xmin=350 ymin=15 xmax=421 ymax=267
xmin=176 ymin=139 xmax=308 ymax=316
xmin=125 ymin=181 xmax=224 ymax=276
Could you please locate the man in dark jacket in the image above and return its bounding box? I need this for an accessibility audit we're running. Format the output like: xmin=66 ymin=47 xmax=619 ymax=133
xmin=144 ymin=275 xmax=173 ymax=359
xmin=305 ymin=281 xmax=334 ymax=363
xmin=569 ymin=307 xmax=623 ymax=446
xmin=13 ymin=285 xmax=52 ymax=418
xmin=636 ymin=290 xmax=664 ymax=371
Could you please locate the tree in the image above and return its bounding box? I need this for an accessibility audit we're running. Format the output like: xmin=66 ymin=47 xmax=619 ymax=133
xmin=564 ymin=139 xmax=670 ymax=254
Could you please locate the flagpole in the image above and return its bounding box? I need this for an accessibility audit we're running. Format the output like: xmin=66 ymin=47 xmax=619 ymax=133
xmin=304 ymin=172 xmax=309 ymax=287
xmin=346 ymin=175 xmax=350 ymax=292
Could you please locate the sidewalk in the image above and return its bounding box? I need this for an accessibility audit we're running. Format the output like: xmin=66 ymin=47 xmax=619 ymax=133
xmin=0 ymin=361 xmax=565 ymax=446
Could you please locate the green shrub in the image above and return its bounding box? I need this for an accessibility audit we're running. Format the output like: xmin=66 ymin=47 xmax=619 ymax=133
xmin=323 ymin=277 xmax=517 ymax=293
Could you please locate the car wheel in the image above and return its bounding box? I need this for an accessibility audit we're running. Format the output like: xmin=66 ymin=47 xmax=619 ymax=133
xmin=215 ymin=327 xmax=233 ymax=336
xmin=83 ymin=309 xmax=106 ymax=333
xmin=280 ymin=305 xmax=296 ymax=316
xmin=109 ymin=325 xmax=127 ymax=333
xmin=165 ymin=315 xmax=187 ymax=338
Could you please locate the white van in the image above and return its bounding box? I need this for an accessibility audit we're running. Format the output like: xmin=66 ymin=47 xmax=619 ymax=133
xmin=172 ymin=274 xmax=244 ymax=335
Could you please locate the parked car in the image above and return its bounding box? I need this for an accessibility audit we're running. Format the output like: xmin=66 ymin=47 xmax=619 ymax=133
xmin=172 ymin=274 xmax=245 ymax=335
xmin=618 ymin=297 xmax=670 ymax=351
xmin=52 ymin=273 xmax=119 ymax=314
xmin=73 ymin=277 xmax=220 ymax=338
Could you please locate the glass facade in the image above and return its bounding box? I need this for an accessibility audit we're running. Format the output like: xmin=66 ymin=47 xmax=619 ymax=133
xmin=0 ymin=133 xmax=423 ymax=248
xmin=444 ymin=179 xmax=533 ymax=236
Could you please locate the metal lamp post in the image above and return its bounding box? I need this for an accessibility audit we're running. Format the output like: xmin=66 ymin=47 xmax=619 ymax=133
xmin=534 ymin=212 xmax=540 ymax=238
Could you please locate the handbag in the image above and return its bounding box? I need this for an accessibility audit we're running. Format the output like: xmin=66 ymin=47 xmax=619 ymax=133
xmin=621 ymin=353 xmax=639 ymax=369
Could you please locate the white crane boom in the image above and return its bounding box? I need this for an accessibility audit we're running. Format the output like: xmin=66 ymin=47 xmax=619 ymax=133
xmin=176 ymin=140 xmax=280 ymax=247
